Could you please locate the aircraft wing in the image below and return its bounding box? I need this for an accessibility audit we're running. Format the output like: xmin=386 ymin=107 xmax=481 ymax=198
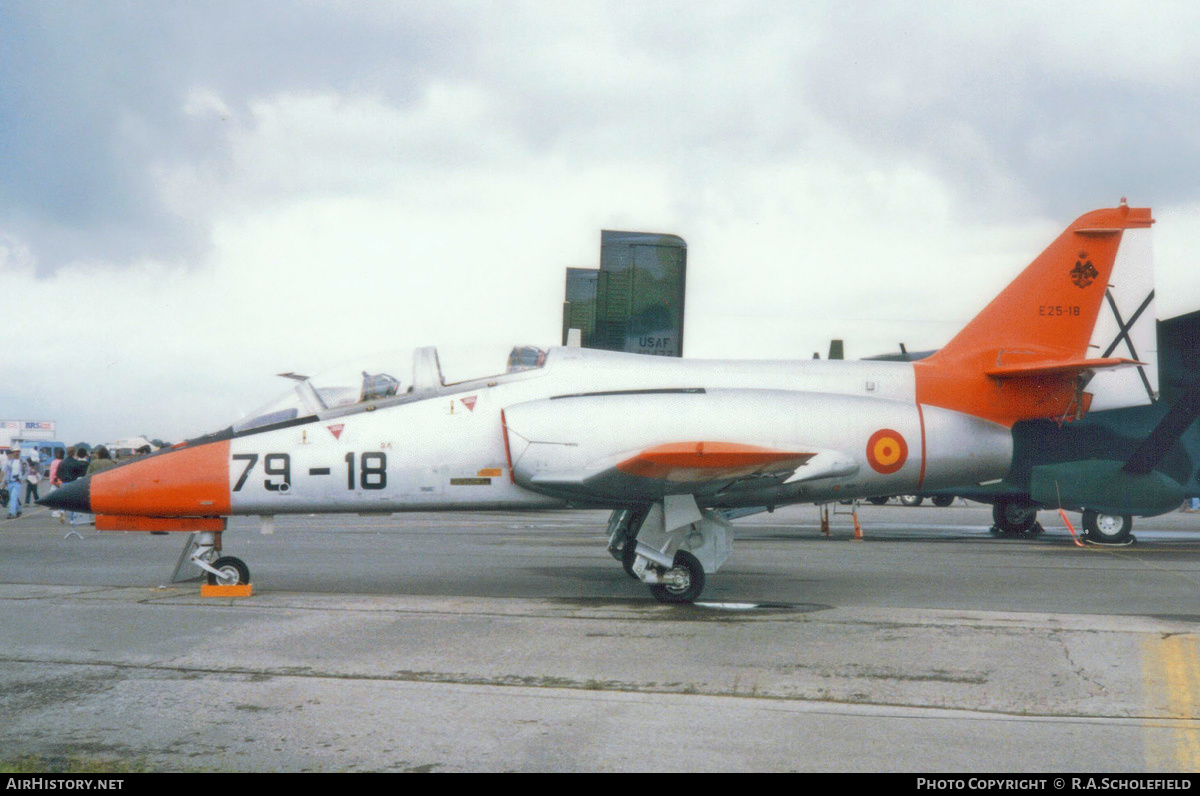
xmin=522 ymin=441 xmax=858 ymax=503
xmin=614 ymin=442 xmax=813 ymax=481
xmin=502 ymin=391 xmax=863 ymax=504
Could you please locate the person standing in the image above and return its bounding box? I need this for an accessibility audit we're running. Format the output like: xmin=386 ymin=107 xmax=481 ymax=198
xmin=5 ymin=451 xmax=26 ymax=518
xmin=58 ymin=447 xmax=89 ymax=526
xmin=82 ymin=448 xmax=118 ymax=528
xmin=46 ymin=450 xmax=65 ymax=519
xmin=23 ymin=458 xmax=40 ymax=505
xmin=85 ymin=446 xmax=118 ymax=476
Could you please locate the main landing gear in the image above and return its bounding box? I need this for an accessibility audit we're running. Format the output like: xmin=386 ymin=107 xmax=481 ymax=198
xmin=990 ymin=499 xmax=1043 ymax=536
xmin=1081 ymin=510 xmax=1134 ymax=544
xmin=989 ymin=499 xmax=1134 ymax=544
xmin=189 ymin=530 xmax=251 ymax=586
xmin=607 ymin=495 xmax=730 ymax=604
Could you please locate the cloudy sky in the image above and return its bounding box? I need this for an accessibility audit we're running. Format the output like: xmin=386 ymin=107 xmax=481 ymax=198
xmin=3 ymin=1 xmax=1200 ymax=444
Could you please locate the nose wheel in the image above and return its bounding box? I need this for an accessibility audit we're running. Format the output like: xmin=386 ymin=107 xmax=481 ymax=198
xmin=207 ymin=556 xmax=250 ymax=586
xmin=189 ymin=531 xmax=252 ymax=586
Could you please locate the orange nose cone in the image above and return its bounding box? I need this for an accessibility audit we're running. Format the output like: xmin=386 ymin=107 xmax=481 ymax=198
xmin=90 ymin=440 xmax=232 ymax=516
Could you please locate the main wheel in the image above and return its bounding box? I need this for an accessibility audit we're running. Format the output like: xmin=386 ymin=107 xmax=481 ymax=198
xmin=867 ymin=496 xmax=890 ymax=505
xmin=649 ymin=550 xmax=705 ymax=604
xmin=992 ymin=500 xmax=1038 ymax=533
xmin=207 ymin=556 xmax=250 ymax=586
xmin=1082 ymin=510 xmax=1133 ymax=544
xmin=899 ymin=495 xmax=924 ymax=507
xmin=931 ymin=495 xmax=955 ymax=508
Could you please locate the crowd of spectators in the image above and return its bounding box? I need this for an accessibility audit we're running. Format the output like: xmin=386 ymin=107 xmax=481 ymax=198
xmin=3 ymin=444 xmax=152 ymax=523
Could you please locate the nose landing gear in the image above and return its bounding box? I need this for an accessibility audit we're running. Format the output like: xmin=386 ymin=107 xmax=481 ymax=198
xmin=190 ymin=531 xmax=251 ymax=586
xmin=207 ymin=555 xmax=251 ymax=586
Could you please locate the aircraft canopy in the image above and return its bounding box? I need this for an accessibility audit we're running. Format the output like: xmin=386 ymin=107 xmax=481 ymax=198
xmin=233 ymin=345 xmax=547 ymax=433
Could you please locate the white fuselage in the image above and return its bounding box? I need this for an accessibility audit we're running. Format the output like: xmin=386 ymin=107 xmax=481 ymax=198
xmin=226 ymin=347 xmax=1013 ymax=514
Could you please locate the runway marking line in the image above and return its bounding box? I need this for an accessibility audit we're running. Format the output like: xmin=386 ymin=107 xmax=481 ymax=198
xmin=1142 ymin=633 xmax=1200 ymax=771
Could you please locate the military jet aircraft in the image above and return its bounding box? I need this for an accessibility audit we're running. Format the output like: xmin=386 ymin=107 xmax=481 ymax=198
xmin=42 ymin=204 xmax=1155 ymax=602
xmin=944 ymin=306 xmax=1199 ymax=543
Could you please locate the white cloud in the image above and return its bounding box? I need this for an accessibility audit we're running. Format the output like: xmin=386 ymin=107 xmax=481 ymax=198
xmin=5 ymin=3 xmax=1200 ymax=444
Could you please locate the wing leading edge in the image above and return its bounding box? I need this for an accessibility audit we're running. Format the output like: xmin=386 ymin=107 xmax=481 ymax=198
xmin=523 ymin=440 xmax=859 ymax=503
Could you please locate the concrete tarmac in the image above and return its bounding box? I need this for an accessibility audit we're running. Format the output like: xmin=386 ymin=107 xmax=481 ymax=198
xmin=2 ymin=501 xmax=1200 ymax=772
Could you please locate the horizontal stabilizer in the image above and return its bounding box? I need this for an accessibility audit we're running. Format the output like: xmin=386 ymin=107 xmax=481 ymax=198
xmin=984 ymin=357 xmax=1143 ymax=379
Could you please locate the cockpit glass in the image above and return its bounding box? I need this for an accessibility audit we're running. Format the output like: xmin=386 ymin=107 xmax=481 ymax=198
xmin=437 ymin=344 xmax=548 ymax=384
xmin=505 ymin=345 xmax=548 ymax=373
xmin=234 ymin=355 xmax=411 ymax=433
xmin=232 ymin=345 xmax=548 ymax=433
xmin=307 ymin=359 xmax=409 ymax=409
xmin=233 ymin=391 xmax=305 ymax=433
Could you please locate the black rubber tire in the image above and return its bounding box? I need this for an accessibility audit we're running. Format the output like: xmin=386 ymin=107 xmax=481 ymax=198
xmin=931 ymin=495 xmax=955 ymax=508
xmin=899 ymin=495 xmax=924 ymax=507
xmin=992 ymin=500 xmax=1038 ymax=533
xmin=867 ymin=496 xmax=890 ymax=506
xmin=649 ymin=550 xmax=705 ymax=604
xmin=206 ymin=556 xmax=250 ymax=586
xmin=1082 ymin=510 xmax=1133 ymax=544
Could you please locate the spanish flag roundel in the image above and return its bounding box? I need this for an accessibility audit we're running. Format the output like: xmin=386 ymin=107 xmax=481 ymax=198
xmin=866 ymin=429 xmax=908 ymax=474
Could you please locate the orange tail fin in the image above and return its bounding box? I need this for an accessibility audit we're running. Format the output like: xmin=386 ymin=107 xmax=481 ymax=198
xmin=914 ymin=204 xmax=1154 ymax=427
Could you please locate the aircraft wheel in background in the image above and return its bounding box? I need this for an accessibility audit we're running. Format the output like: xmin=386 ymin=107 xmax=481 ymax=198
xmin=1082 ymin=511 xmax=1133 ymax=544
xmin=649 ymin=550 xmax=705 ymax=604
xmin=931 ymin=495 xmax=955 ymax=507
xmin=899 ymin=495 xmax=924 ymax=507
xmin=992 ymin=500 xmax=1038 ymax=533
xmin=867 ymin=497 xmax=890 ymax=505
xmin=207 ymin=556 xmax=250 ymax=586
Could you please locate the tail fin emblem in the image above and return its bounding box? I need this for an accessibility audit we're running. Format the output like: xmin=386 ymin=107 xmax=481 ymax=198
xmin=1071 ymin=253 xmax=1098 ymax=288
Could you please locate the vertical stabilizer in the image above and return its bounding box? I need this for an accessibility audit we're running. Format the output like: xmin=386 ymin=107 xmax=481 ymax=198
xmin=915 ymin=204 xmax=1155 ymax=426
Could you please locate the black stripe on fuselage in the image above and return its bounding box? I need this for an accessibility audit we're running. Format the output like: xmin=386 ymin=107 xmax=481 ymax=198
xmin=550 ymin=388 xmax=706 ymax=400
